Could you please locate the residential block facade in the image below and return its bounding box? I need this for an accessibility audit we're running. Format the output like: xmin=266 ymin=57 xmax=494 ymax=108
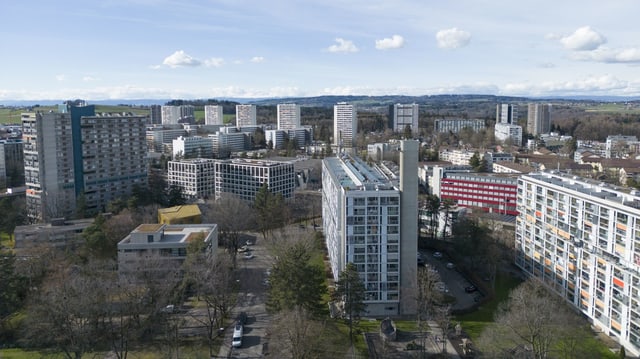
xmin=236 ymin=104 xmax=257 ymax=128
xmin=391 ymin=103 xmax=419 ymax=135
xmin=434 ymin=119 xmax=485 ymax=133
xmin=527 ymin=103 xmax=551 ymax=136
xmin=204 ymin=105 xmax=224 ymax=126
xmin=322 ymin=140 xmax=418 ymax=316
xmin=515 ymin=172 xmax=640 ymax=356
xmin=333 ymin=102 xmax=357 ymax=148
xmin=277 ymin=103 xmax=301 ymax=130
xmin=22 ymin=106 xmax=148 ymax=221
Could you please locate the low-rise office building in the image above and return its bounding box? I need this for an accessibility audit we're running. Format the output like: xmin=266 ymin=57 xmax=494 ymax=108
xmin=168 ymin=159 xmax=216 ymax=200
xmin=214 ymin=158 xmax=296 ymax=202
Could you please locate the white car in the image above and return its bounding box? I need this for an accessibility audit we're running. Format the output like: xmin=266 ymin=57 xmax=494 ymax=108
xmin=446 ymin=262 xmax=455 ymax=269
xmin=243 ymin=253 xmax=255 ymax=260
xmin=433 ymin=251 xmax=443 ymax=259
xmin=232 ymin=324 xmax=243 ymax=348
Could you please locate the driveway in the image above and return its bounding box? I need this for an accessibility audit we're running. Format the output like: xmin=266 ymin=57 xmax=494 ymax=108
xmin=420 ymin=250 xmax=481 ymax=312
xmin=218 ymin=234 xmax=274 ymax=358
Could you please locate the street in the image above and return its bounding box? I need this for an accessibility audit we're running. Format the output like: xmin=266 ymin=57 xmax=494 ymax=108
xmin=217 ymin=233 xmax=273 ymax=358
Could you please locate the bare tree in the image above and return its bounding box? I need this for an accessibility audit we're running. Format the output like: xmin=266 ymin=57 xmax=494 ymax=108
xmin=268 ymin=306 xmax=327 ymax=359
xmin=477 ymin=279 xmax=589 ymax=359
xmin=21 ymin=263 xmax=108 ymax=359
xmin=183 ymin=253 xmax=235 ymax=357
xmin=433 ymin=304 xmax=452 ymax=354
xmin=203 ymin=194 xmax=255 ymax=264
xmin=415 ymin=265 xmax=443 ymax=356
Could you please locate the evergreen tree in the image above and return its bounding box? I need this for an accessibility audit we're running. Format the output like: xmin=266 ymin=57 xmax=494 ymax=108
xmin=267 ymin=242 xmax=327 ymax=316
xmin=334 ymin=262 xmax=366 ymax=342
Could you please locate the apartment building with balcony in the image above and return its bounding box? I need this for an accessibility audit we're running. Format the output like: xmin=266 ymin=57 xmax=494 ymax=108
xmin=277 ymin=103 xmax=301 ymax=130
xmin=515 ymin=172 xmax=640 ymax=356
xmin=236 ymin=104 xmax=257 ymax=128
xmin=322 ymin=140 xmax=418 ymax=316
xmin=334 ymin=102 xmax=357 ymax=148
xmin=22 ymin=105 xmax=147 ymax=221
xmin=204 ymin=105 xmax=224 ymax=126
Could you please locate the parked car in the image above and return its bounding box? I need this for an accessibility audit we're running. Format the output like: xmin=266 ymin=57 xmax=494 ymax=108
xmin=446 ymin=262 xmax=455 ymax=269
xmin=417 ymin=254 xmax=425 ymax=266
xmin=433 ymin=251 xmax=443 ymax=259
xmin=232 ymin=324 xmax=243 ymax=348
xmin=465 ymin=285 xmax=477 ymax=293
xmin=236 ymin=312 xmax=247 ymax=325
xmin=237 ymin=246 xmax=250 ymax=253
xmin=243 ymin=253 xmax=255 ymax=260
xmin=161 ymin=304 xmax=175 ymax=314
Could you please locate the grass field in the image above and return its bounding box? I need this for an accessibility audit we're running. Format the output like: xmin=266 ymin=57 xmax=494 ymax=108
xmin=454 ymin=271 xmax=522 ymax=339
xmin=0 ymin=345 xmax=211 ymax=359
xmin=584 ymin=103 xmax=640 ymax=114
xmin=1 ymin=231 xmax=13 ymax=249
xmin=455 ymin=272 xmax=619 ymax=358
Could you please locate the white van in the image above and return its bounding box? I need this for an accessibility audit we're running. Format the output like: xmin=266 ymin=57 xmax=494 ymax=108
xmin=232 ymin=323 xmax=243 ymax=348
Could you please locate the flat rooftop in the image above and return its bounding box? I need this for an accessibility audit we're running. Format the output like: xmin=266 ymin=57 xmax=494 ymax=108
xmin=526 ymin=171 xmax=640 ymax=209
xmin=121 ymin=223 xmax=216 ymax=246
xmin=325 ymin=153 xmax=397 ymax=191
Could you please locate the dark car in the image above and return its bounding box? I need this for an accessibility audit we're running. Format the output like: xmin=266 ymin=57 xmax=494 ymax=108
xmin=236 ymin=311 xmax=247 ymax=326
xmin=465 ymin=285 xmax=477 ymax=293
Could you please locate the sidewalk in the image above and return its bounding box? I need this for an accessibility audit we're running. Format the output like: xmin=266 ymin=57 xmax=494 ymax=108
xmin=426 ymin=321 xmax=461 ymax=358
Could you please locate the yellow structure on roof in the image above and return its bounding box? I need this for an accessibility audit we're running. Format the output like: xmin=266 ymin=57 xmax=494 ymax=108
xmin=158 ymin=205 xmax=202 ymax=225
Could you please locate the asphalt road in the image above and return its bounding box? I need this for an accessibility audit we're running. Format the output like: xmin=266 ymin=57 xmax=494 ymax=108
xmin=420 ymin=250 xmax=482 ymax=311
xmin=217 ymin=233 xmax=274 ymax=359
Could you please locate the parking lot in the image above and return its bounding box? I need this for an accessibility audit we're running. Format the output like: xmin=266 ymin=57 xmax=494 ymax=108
xmin=420 ymin=250 xmax=483 ymax=311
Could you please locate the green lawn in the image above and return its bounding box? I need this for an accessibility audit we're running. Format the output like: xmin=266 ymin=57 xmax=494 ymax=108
xmin=1 ymin=231 xmax=14 ymax=249
xmin=454 ymin=271 xmax=523 ymax=339
xmin=0 ymin=343 xmax=211 ymax=359
xmin=584 ymin=103 xmax=640 ymax=114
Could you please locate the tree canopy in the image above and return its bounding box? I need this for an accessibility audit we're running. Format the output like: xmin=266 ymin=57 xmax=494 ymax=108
xmin=267 ymin=241 xmax=327 ymax=316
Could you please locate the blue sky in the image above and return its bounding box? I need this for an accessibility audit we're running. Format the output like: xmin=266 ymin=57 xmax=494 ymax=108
xmin=2 ymin=0 xmax=640 ymax=100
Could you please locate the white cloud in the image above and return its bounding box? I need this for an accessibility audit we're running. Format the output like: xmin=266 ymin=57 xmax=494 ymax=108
xmin=250 ymin=56 xmax=265 ymax=63
xmin=327 ymin=38 xmax=359 ymax=53
xmin=375 ymin=35 xmax=405 ymax=50
xmin=502 ymin=75 xmax=637 ymax=96
xmin=162 ymin=50 xmax=202 ymax=68
xmin=83 ymin=76 xmax=100 ymax=82
xmin=560 ymin=26 xmax=606 ymax=51
xmin=436 ymin=28 xmax=471 ymax=49
xmin=538 ymin=62 xmax=556 ymax=68
xmin=203 ymin=58 xmax=225 ymax=67
xmin=570 ymin=47 xmax=640 ymax=63
xmin=55 ymin=74 xmax=66 ymax=81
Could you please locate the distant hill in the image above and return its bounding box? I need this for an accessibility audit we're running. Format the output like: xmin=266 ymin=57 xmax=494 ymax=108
xmin=3 ymin=94 xmax=640 ymax=108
